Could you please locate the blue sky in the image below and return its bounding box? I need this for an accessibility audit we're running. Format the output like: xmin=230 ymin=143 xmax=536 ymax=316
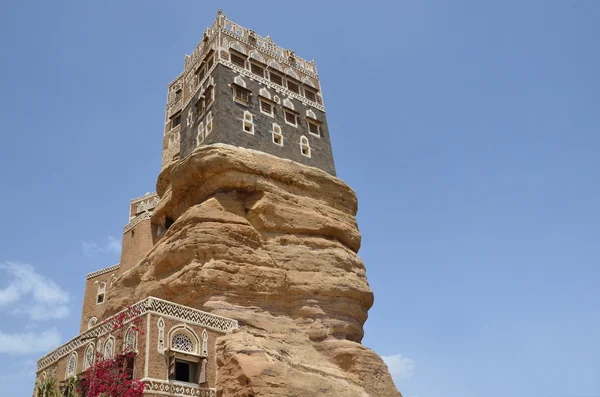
xmin=1 ymin=1 xmax=599 ymax=396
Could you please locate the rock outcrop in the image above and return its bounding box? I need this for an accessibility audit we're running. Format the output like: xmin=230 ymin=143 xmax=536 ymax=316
xmin=104 ymin=144 xmax=401 ymax=396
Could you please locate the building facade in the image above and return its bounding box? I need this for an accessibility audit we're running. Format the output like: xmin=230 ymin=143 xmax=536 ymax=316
xmin=35 ymin=10 xmax=336 ymax=396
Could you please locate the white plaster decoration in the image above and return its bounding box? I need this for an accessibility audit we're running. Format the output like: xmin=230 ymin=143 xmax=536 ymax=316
xmin=233 ymin=75 xmax=246 ymax=88
xmin=306 ymin=109 xmax=317 ymax=119
xmin=259 ymin=87 xmax=271 ymax=100
xmin=97 ymin=282 xmax=106 ymax=305
xmin=267 ymin=59 xmax=283 ymax=72
xmin=171 ymin=333 xmax=194 ymax=353
xmin=88 ymin=317 xmax=98 ymax=330
xmin=201 ymin=329 xmax=208 ymax=357
xmin=123 ymin=211 xmax=152 ymax=234
xmin=136 ymin=196 xmax=160 ymax=213
xmin=249 ymin=50 xmax=265 ymax=63
xmin=205 ymin=112 xmax=213 ymax=136
xmin=272 ymin=124 xmax=283 ymax=146
xmin=274 ymin=95 xmax=281 ymax=104
xmin=230 ymin=41 xmax=246 ymax=55
xmin=66 ymin=352 xmax=77 ymax=378
xmin=300 ymin=136 xmax=311 ymax=158
xmin=186 ymin=111 xmax=194 ymax=128
xmin=284 ymin=68 xmax=299 ymax=80
xmin=157 ymin=317 xmax=165 ymax=352
xmin=220 ymin=59 xmax=324 ymax=111
xmin=37 ymin=297 xmax=238 ymax=371
xmin=124 ymin=327 xmax=137 ymax=352
xmin=103 ymin=336 xmax=115 ymax=359
xmin=243 ymin=111 xmax=255 ymax=134
xmin=197 ymin=121 xmax=205 ymax=145
xmin=283 ymin=98 xmax=294 ymax=110
xmin=83 ymin=344 xmax=95 ymax=371
xmin=144 ymin=379 xmax=216 ymax=397
xmin=86 ymin=264 xmax=120 ymax=280
xmin=302 ymin=76 xmax=316 ymax=88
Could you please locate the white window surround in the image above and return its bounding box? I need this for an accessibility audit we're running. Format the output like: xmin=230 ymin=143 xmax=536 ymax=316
xmin=168 ymin=325 xmax=201 ymax=355
xmin=104 ymin=336 xmax=115 ymax=359
xmin=271 ymin=123 xmax=283 ymax=146
xmin=284 ymin=110 xmax=298 ymax=128
xmin=260 ymin=99 xmax=274 ymax=118
xmin=205 ymin=112 xmax=213 ymax=136
xmin=197 ymin=121 xmax=204 ymax=146
xmin=88 ymin=317 xmax=98 ymax=330
xmin=66 ymin=352 xmax=77 ymax=378
xmin=307 ymin=119 xmax=321 ymax=137
xmin=300 ymin=136 xmax=311 ymax=158
xmin=97 ymin=282 xmax=106 ymax=305
xmin=242 ymin=111 xmax=255 ymax=134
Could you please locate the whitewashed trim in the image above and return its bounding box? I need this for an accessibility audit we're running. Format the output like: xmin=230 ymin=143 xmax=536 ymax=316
xmin=86 ymin=264 xmax=120 ymax=280
xmin=219 ymin=59 xmax=325 ymax=112
xmin=123 ymin=211 xmax=152 ymax=233
xmin=130 ymin=192 xmax=158 ymax=204
xmin=142 ymin=378 xmax=216 ymax=397
xmin=37 ymin=297 xmax=238 ymax=371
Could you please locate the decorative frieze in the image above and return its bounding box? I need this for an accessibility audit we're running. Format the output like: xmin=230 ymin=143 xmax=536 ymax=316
xmin=123 ymin=211 xmax=152 ymax=234
xmin=37 ymin=297 xmax=238 ymax=371
xmin=143 ymin=379 xmax=216 ymax=397
xmin=221 ymin=59 xmax=325 ymax=112
xmin=86 ymin=264 xmax=120 ymax=280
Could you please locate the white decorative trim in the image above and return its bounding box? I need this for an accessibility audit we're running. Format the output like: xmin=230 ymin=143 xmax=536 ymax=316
xmin=103 ymin=336 xmax=115 ymax=359
xmin=300 ymin=136 xmax=311 ymax=158
xmin=38 ymin=297 xmax=238 ymax=371
xmin=259 ymin=87 xmax=271 ymax=100
xmin=267 ymin=58 xmax=282 ymax=72
xmin=220 ymin=59 xmax=324 ymax=111
xmin=306 ymin=109 xmax=316 ymax=119
xmin=86 ymin=264 xmax=120 ymax=280
xmin=145 ymin=313 xmax=151 ymax=378
xmin=130 ymin=192 xmax=158 ymax=204
xmin=142 ymin=378 xmax=216 ymax=397
xmin=283 ymin=98 xmax=294 ymax=110
xmin=83 ymin=343 xmax=95 ymax=371
xmin=87 ymin=317 xmax=98 ymax=330
xmin=124 ymin=211 xmax=152 ymax=234
xmin=233 ymin=75 xmax=246 ymax=88
xmin=242 ymin=111 xmax=255 ymax=134
xmin=66 ymin=352 xmax=77 ymax=378
xmin=201 ymin=329 xmax=208 ymax=357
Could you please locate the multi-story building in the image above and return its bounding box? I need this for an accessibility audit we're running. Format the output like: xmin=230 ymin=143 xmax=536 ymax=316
xmin=34 ymin=10 xmax=336 ymax=396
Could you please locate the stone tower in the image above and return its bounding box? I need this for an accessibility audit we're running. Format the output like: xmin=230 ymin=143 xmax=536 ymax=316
xmin=34 ymin=10 xmax=402 ymax=397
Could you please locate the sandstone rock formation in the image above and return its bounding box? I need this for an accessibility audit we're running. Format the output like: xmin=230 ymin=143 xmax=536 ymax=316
xmin=104 ymin=144 xmax=401 ymax=396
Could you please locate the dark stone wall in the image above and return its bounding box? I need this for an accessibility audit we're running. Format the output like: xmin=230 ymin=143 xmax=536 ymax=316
xmin=179 ymin=64 xmax=336 ymax=176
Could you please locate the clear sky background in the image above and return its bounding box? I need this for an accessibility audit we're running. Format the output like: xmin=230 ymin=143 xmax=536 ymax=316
xmin=1 ymin=1 xmax=599 ymax=396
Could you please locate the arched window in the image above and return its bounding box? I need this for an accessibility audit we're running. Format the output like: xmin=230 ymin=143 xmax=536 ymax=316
xmin=66 ymin=352 xmax=77 ymax=378
xmin=171 ymin=332 xmax=194 ymax=353
xmin=272 ymin=123 xmax=283 ymax=146
xmin=104 ymin=336 xmax=115 ymax=359
xmin=230 ymin=42 xmax=246 ymax=55
xmin=300 ymin=136 xmax=311 ymax=158
xmin=97 ymin=282 xmax=106 ymax=304
xmin=242 ymin=111 xmax=254 ymax=134
xmin=267 ymin=59 xmax=282 ymax=72
xmin=249 ymin=50 xmax=265 ymax=63
xmin=87 ymin=317 xmax=97 ymax=330
xmin=124 ymin=328 xmax=137 ymax=352
xmin=83 ymin=344 xmax=95 ymax=371
xmin=284 ymin=68 xmax=299 ymax=80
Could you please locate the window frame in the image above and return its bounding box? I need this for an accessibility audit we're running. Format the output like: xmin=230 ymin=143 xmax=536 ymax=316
xmin=230 ymin=50 xmax=247 ymax=69
xmin=233 ymin=84 xmax=251 ymax=105
xmin=242 ymin=111 xmax=255 ymax=135
xmin=272 ymin=123 xmax=283 ymax=146
xmin=307 ymin=119 xmax=321 ymax=137
xmin=96 ymin=282 xmax=106 ymax=305
xmin=170 ymin=112 xmax=182 ymax=130
xmin=260 ymin=99 xmax=274 ymax=118
xmin=269 ymin=71 xmax=283 ymax=86
xmin=284 ymin=110 xmax=298 ymax=127
xmin=250 ymin=62 xmax=265 ymax=78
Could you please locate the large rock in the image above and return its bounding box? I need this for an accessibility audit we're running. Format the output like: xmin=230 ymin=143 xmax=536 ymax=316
xmin=105 ymin=144 xmax=401 ymax=396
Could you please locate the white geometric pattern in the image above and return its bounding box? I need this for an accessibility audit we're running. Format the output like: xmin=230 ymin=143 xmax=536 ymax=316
xmin=144 ymin=379 xmax=216 ymax=396
xmin=124 ymin=328 xmax=137 ymax=352
xmin=37 ymin=297 xmax=237 ymax=370
xmin=83 ymin=344 xmax=94 ymax=371
xmin=66 ymin=352 xmax=77 ymax=378
xmin=171 ymin=333 xmax=194 ymax=353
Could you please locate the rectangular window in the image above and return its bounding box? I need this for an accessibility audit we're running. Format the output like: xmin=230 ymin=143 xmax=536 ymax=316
xmin=170 ymin=113 xmax=182 ymax=129
xmin=96 ymin=294 xmax=104 ymax=304
xmin=284 ymin=111 xmax=297 ymax=126
xmin=308 ymin=120 xmax=321 ymax=137
xmin=172 ymin=359 xmax=197 ymax=383
xmin=260 ymin=100 xmax=273 ymax=116
xmin=243 ymin=111 xmax=254 ymax=134
xmin=204 ymin=86 xmax=214 ymax=106
xmin=287 ymin=80 xmax=299 ymax=94
xmin=207 ymin=56 xmax=214 ymax=69
xmin=269 ymin=72 xmax=283 ymax=86
xmin=205 ymin=112 xmax=213 ymax=136
xmin=174 ymin=89 xmax=182 ymax=101
xmin=195 ymin=67 xmax=205 ymax=82
xmin=251 ymin=63 xmax=264 ymax=77
xmin=234 ymin=86 xmax=251 ymax=104
xmin=304 ymin=89 xmax=317 ymax=102
xmin=194 ymin=99 xmax=205 ymax=117
xmin=230 ymin=53 xmax=246 ymax=68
